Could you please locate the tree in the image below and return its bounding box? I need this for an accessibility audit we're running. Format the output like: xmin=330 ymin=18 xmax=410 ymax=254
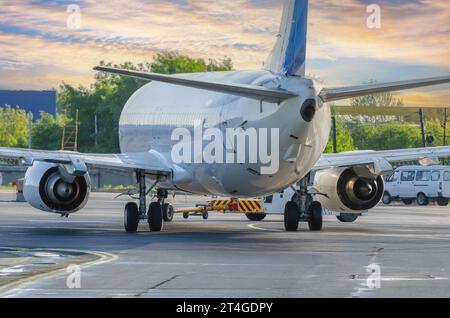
xmin=0 ymin=105 xmax=29 ymax=148
xmin=31 ymin=112 xmax=64 ymax=150
xmin=324 ymin=119 xmax=356 ymax=153
xmin=150 ymin=52 xmax=233 ymax=74
xmin=349 ymin=121 xmax=422 ymax=151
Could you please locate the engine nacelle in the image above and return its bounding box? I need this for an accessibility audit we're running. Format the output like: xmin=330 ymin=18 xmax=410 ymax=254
xmin=314 ymin=167 xmax=384 ymax=212
xmin=23 ymin=162 xmax=90 ymax=214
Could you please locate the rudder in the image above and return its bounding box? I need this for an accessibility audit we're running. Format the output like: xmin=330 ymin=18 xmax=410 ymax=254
xmin=265 ymin=0 xmax=309 ymax=77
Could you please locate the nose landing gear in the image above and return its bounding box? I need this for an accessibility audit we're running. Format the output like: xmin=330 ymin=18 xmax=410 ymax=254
xmin=284 ymin=174 xmax=323 ymax=232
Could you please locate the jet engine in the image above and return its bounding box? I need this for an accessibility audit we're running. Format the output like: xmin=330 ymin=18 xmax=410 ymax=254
xmin=23 ymin=162 xmax=90 ymax=214
xmin=313 ymin=167 xmax=384 ymax=212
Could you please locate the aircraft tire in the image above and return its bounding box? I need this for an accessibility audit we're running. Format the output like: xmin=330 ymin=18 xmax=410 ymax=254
xmin=336 ymin=213 xmax=358 ymax=223
xmin=163 ymin=203 xmax=174 ymax=222
xmin=308 ymin=201 xmax=323 ymax=231
xmin=148 ymin=202 xmax=163 ymax=232
xmin=246 ymin=213 xmax=266 ymax=221
xmin=124 ymin=202 xmax=139 ymax=233
xmin=284 ymin=201 xmax=300 ymax=232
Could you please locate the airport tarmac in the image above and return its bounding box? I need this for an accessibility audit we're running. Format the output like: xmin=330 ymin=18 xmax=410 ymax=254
xmin=1 ymin=190 xmax=450 ymax=298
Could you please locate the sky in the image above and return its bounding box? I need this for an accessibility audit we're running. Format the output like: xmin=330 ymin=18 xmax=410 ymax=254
xmin=0 ymin=0 xmax=449 ymax=106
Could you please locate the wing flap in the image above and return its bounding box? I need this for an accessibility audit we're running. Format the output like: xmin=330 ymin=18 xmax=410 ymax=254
xmin=93 ymin=66 xmax=298 ymax=103
xmin=319 ymin=76 xmax=450 ymax=103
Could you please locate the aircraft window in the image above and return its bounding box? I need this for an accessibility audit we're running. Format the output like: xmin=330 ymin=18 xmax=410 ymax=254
xmin=264 ymin=195 xmax=273 ymax=204
xmin=431 ymin=171 xmax=441 ymax=181
xmin=401 ymin=171 xmax=415 ymax=182
xmin=416 ymin=171 xmax=430 ymax=182
xmin=444 ymin=172 xmax=450 ymax=182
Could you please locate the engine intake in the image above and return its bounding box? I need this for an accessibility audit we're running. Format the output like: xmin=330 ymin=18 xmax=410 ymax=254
xmin=314 ymin=167 xmax=384 ymax=212
xmin=24 ymin=162 xmax=90 ymax=213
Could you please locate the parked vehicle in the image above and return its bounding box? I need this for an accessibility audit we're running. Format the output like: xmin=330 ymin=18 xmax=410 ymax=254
xmin=383 ymin=166 xmax=450 ymax=206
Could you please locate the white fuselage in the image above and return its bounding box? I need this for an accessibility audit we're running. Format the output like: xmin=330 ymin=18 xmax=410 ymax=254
xmin=119 ymin=70 xmax=331 ymax=197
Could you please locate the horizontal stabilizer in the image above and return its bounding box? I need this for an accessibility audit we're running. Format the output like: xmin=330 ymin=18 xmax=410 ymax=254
xmin=94 ymin=66 xmax=298 ymax=103
xmin=319 ymin=76 xmax=450 ymax=103
xmin=315 ymin=146 xmax=450 ymax=172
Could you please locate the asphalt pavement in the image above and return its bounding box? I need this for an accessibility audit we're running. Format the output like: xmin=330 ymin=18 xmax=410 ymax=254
xmin=1 ymin=190 xmax=450 ymax=298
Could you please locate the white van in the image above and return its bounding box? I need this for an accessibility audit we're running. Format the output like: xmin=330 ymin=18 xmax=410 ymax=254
xmin=383 ymin=166 xmax=450 ymax=206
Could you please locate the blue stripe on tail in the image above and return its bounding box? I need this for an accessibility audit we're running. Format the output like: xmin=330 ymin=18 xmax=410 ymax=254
xmin=283 ymin=0 xmax=309 ymax=76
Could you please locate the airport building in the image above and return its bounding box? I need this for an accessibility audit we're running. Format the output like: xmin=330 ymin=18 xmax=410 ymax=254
xmin=0 ymin=90 xmax=57 ymax=120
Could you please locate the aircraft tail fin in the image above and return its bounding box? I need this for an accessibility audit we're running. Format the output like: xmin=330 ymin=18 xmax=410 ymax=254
xmin=265 ymin=0 xmax=309 ymax=77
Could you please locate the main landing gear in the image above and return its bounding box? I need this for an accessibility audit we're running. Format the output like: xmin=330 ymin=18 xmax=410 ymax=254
xmin=124 ymin=170 xmax=173 ymax=233
xmin=284 ymin=174 xmax=323 ymax=232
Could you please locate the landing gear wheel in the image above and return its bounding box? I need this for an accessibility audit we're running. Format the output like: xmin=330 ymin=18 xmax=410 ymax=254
xmin=202 ymin=211 xmax=209 ymax=220
xmin=402 ymin=199 xmax=413 ymax=205
xmin=336 ymin=213 xmax=358 ymax=223
xmin=148 ymin=202 xmax=163 ymax=232
xmin=417 ymin=193 xmax=429 ymax=206
xmin=162 ymin=203 xmax=174 ymax=222
xmin=124 ymin=202 xmax=139 ymax=233
xmin=246 ymin=213 xmax=267 ymax=221
xmin=308 ymin=202 xmax=323 ymax=231
xmin=437 ymin=198 xmax=449 ymax=206
xmin=382 ymin=192 xmax=392 ymax=205
xmin=284 ymin=201 xmax=300 ymax=232
xmin=183 ymin=212 xmax=189 ymax=219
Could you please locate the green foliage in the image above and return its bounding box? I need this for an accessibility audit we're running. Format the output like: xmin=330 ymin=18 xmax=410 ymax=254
xmin=324 ymin=119 xmax=356 ymax=153
xmin=150 ymin=52 xmax=233 ymax=74
xmin=348 ymin=121 xmax=422 ymax=151
xmin=100 ymin=185 xmax=135 ymax=192
xmin=31 ymin=112 xmax=64 ymax=150
xmin=0 ymin=105 xmax=29 ymax=148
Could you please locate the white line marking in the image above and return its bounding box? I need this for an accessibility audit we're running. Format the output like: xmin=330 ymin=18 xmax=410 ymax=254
xmin=353 ymin=277 xmax=448 ymax=282
xmin=0 ymin=248 xmax=118 ymax=298
xmin=248 ymin=223 xmax=283 ymax=232
xmin=0 ymin=265 xmax=24 ymax=275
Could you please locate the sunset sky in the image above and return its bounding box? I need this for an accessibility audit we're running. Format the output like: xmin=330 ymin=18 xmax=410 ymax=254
xmin=0 ymin=0 xmax=449 ymax=106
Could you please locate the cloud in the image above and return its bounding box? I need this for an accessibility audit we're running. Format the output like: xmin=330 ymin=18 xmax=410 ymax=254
xmin=0 ymin=0 xmax=448 ymax=106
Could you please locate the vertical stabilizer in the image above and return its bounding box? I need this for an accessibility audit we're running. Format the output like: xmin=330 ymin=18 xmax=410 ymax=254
xmin=265 ymin=0 xmax=309 ymax=76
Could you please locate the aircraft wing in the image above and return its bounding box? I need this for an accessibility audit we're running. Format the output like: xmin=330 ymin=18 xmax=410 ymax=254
xmin=314 ymin=146 xmax=450 ymax=175
xmin=319 ymin=76 xmax=450 ymax=103
xmin=0 ymin=147 xmax=172 ymax=177
xmin=93 ymin=66 xmax=298 ymax=103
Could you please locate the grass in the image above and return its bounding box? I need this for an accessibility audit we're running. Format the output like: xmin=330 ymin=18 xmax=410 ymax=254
xmin=0 ymin=185 xmax=15 ymax=190
xmin=98 ymin=185 xmax=159 ymax=193
xmin=99 ymin=185 xmax=135 ymax=192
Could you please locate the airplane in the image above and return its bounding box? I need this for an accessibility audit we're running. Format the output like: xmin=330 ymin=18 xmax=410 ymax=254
xmin=1 ymin=0 xmax=450 ymax=233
